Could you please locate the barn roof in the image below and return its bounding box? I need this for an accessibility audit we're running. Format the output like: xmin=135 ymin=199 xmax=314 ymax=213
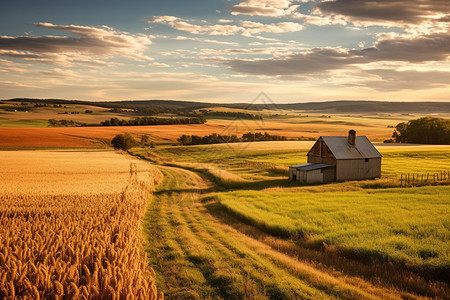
xmin=309 ymin=136 xmax=382 ymax=160
xmin=290 ymin=163 xmax=334 ymax=170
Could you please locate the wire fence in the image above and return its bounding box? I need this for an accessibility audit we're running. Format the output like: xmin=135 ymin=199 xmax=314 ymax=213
xmin=400 ymin=171 xmax=450 ymax=187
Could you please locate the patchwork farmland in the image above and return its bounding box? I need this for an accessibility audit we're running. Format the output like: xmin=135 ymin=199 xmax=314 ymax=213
xmin=0 ymin=99 xmax=448 ymax=299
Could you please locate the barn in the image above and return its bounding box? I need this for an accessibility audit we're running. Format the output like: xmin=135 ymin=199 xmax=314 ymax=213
xmin=289 ymin=130 xmax=382 ymax=183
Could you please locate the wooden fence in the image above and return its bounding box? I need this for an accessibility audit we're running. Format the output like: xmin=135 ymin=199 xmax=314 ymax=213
xmin=400 ymin=171 xmax=450 ymax=187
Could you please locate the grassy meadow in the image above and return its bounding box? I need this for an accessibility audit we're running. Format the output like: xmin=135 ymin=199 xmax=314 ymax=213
xmin=217 ymin=186 xmax=450 ymax=266
xmin=136 ymin=144 xmax=450 ymax=270
xmin=142 ymin=166 xmax=418 ymax=299
xmin=129 ymin=141 xmax=450 ymax=299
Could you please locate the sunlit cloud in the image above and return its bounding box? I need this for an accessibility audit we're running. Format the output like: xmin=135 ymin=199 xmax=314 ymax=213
xmin=224 ymin=31 xmax=450 ymax=76
xmin=228 ymin=0 xmax=299 ymax=17
xmin=175 ymin=36 xmax=238 ymax=46
xmin=149 ymin=16 xmax=303 ymax=37
xmin=0 ymin=23 xmax=153 ymax=66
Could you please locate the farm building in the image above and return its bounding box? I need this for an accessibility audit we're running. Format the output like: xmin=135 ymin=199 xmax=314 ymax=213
xmin=290 ymin=130 xmax=382 ymax=183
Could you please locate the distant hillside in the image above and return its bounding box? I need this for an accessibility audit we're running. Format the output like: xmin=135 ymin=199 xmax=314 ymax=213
xmin=4 ymin=98 xmax=450 ymax=114
xmin=4 ymin=98 xmax=213 ymax=114
xmin=275 ymin=101 xmax=450 ymax=113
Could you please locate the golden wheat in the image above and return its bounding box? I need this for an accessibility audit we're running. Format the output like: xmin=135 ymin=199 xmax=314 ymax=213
xmin=0 ymin=150 xmax=163 ymax=299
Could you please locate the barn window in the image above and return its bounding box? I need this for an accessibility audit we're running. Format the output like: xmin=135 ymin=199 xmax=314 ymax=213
xmin=365 ymin=158 xmax=369 ymax=162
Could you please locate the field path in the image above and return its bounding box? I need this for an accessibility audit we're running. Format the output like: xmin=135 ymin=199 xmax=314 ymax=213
xmin=143 ymin=164 xmax=422 ymax=300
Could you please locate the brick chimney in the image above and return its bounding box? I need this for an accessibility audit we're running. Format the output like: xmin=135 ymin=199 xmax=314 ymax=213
xmin=348 ymin=129 xmax=356 ymax=146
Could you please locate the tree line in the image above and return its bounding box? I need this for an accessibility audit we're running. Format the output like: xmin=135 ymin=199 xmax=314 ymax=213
xmin=198 ymin=110 xmax=263 ymax=120
xmin=177 ymin=132 xmax=287 ymax=145
xmin=100 ymin=116 xmax=206 ymax=126
xmin=177 ymin=110 xmax=263 ymax=120
xmin=392 ymin=117 xmax=449 ymax=144
xmin=48 ymin=119 xmax=83 ymax=127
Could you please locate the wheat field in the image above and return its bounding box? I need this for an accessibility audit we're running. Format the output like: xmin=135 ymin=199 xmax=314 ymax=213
xmin=0 ymin=150 xmax=163 ymax=299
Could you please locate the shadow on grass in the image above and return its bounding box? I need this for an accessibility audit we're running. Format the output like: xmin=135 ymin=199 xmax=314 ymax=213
xmin=205 ymin=201 xmax=450 ymax=292
xmin=206 ymin=202 xmax=450 ymax=297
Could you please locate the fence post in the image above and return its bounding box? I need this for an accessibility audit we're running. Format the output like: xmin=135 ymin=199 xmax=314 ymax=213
xmin=427 ymin=173 xmax=429 ymax=182
xmin=400 ymin=174 xmax=403 ymax=187
xmin=421 ymin=174 xmax=423 ymax=185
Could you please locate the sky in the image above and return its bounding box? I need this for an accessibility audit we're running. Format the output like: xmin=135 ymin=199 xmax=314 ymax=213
xmin=0 ymin=0 xmax=449 ymax=103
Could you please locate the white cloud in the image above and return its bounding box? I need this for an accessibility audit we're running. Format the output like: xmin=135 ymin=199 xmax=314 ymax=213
xmin=171 ymin=21 xmax=242 ymax=35
xmin=240 ymin=21 xmax=303 ymax=35
xmin=218 ymin=19 xmax=234 ymax=23
xmin=150 ymin=16 xmax=179 ymax=23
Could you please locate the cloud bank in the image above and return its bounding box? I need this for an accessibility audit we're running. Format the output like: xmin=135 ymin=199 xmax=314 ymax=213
xmin=0 ymin=23 xmax=152 ymax=65
xmin=314 ymin=0 xmax=450 ymax=26
xmin=225 ymin=32 xmax=450 ymax=75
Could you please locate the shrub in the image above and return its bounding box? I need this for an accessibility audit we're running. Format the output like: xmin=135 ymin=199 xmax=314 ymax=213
xmin=111 ymin=133 xmax=137 ymax=151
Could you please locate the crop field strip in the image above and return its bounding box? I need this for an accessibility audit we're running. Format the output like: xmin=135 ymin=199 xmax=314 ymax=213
xmin=143 ymin=165 xmax=427 ymax=299
xmin=0 ymin=110 xmax=427 ymax=148
xmin=0 ymin=151 xmax=163 ymax=299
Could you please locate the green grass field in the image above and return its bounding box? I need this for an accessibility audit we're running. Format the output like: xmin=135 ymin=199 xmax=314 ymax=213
xmin=143 ymin=166 xmax=434 ymax=299
xmin=0 ymin=118 xmax=49 ymax=127
xmin=135 ymin=144 xmax=450 ymax=267
xmin=132 ymin=141 xmax=450 ymax=298
xmin=135 ymin=143 xmax=450 ymax=262
xmin=216 ymin=186 xmax=450 ymax=267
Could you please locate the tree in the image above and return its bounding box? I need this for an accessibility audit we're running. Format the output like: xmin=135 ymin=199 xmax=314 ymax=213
xmin=111 ymin=133 xmax=137 ymax=151
xmin=392 ymin=117 xmax=450 ymax=144
xmin=177 ymin=134 xmax=192 ymax=145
